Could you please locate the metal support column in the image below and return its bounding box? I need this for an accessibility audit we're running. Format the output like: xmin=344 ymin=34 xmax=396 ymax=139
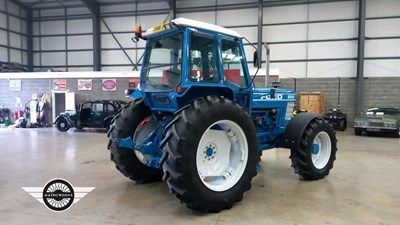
xmin=81 ymin=0 xmax=101 ymax=71
xmin=167 ymin=0 xmax=176 ymax=19
xmin=27 ymin=9 xmax=34 ymax=72
xmin=257 ymin=0 xmax=263 ymax=68
xmin=356 ymin=0 xmax=366 ymax=114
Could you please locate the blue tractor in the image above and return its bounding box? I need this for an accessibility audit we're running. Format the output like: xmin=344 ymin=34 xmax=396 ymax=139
xmin=108 ymin=18 xmax=337 ymax=212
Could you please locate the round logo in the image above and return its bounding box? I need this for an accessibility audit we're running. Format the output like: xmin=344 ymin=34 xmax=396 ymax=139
xmin=42 ymin=179 xmax=75 ymax=212
xmin=103 ymin=79 xmax=116 ymax=90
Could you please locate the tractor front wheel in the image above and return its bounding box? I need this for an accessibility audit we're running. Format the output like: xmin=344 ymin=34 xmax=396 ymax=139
xmin=161 ymin=96 xmax=258 ymax=212
xmin=290 ymin=118 xmax=337 ymax=180
xmin=108 ymin=99 xmax=163 ymax=183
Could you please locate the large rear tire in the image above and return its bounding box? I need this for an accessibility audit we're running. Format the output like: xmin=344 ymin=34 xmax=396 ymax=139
xmin=290 ymin=118 xmax=337 ymax=180
xmin=161 ymin=96 xmax=258 ymax=212
xmin=108 ymin=99 xmax=163 ymax=183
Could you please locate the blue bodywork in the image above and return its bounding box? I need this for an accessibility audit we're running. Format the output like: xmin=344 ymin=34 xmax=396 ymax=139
xmin=115 ymin=25 xmax=297 ymax=169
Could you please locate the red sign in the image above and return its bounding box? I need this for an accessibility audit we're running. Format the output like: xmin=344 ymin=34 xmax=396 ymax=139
xmin=102 ymin=79 xmax=116 ymax=91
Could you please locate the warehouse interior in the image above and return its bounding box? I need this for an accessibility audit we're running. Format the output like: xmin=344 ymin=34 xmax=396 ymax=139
xmin=0 ymin=0 xmax=399 ymax=224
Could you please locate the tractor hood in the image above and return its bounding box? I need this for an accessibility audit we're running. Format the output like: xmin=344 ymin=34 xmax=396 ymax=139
xmin=252 ymin=87 xmax=296 ymax=101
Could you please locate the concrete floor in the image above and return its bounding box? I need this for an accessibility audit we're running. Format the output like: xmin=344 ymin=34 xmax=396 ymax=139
xmin=0 ymin=127 xmax=399 ymax=225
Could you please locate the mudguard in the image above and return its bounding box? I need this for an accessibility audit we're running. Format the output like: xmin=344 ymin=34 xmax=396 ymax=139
xmin=53 ymin=114 xmax=75 ymax=127
xmin=279 ymin=113 xmax=320 ymax=149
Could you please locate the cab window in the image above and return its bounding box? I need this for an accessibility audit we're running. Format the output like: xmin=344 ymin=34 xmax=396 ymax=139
xmin=221 ymin=39 xmax=248 ymax=87
xmin=189 ymin=33 xmax=220 ymax=83
xmin=92 ymin=103 xmax=103 ymax=112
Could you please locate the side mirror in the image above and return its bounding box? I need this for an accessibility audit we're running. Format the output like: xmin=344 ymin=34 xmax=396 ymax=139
xmin=253 ymin=51 xmax=259 ymax=68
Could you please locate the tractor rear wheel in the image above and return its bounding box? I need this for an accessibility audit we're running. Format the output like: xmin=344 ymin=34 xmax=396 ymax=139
xmin=108 ymin=99 xmax=163 ymax=183
xmin=161 ymin=96 xmax=258 ymax=212
xmin=290 ymin=118 xmax=337 ymax=180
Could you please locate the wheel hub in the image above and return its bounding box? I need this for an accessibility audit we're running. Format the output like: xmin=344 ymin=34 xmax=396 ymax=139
xmin=311 ymin=131 xmax=332 ymax=169
xmin=312 ymin=144 xmax=319 ymax=154
xmin=196 ymin=120 xmax=248 ymax=192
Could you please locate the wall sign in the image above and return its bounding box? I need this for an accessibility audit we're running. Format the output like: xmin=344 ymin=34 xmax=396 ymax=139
xmin=78 ymin=79 xmax=92 ymax=91
xmin=53 ymin=79 xmax=67 ymax=91
xmin=9 ymin=79 xmax=21 ymax=91
xmin=102 ymin=79 xmax=116 ymax=91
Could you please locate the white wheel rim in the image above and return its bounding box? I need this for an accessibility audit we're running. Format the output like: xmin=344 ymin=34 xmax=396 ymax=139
xmin=196 ymin=120 xmax=248 ymax=192
xmin=60 ymin=122 xmax=66 ymax=128
xmin=311 ymin=131 xmax=331 ymax=169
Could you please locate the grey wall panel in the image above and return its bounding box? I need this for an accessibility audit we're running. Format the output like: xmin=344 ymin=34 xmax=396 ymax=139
xmin=33 ymin=37 xmax=39 ymax=51
xmin=137 ymin=2 xmax=169 ymax=10
xmin=68 ymin=35 xmax=93 ymax=49
xmin=217 ymin=8 xmax=258 ymax=26
xmin=0 ymin=1 xmax=4 ymax=10
xmin=0 ymin=47 xmax=7 ymax=61
xmin=243 ymin=45 xmax=255 ymax=62
xmin=67 ymin=7 xmax=90 ymax=15
xmin=33 ymin=22 xmax=39 ymax=35
xmin=9 ymin=16 xmax=21 ymax=32
xmin=231 ymin=27 xmax=257 ymax=43
xmin=101 ymin=66 xmax=134 ymax=71
xmin=365 ymin=60 xmax=400 ymax=77
xmin=22 ymin=52 xmax=27 ymax=65
xmin=101 ymin=16 xmax=136 ymax=32
xmin=41 ymin=9 xmax=65 ymax=17
xmin=113 ymin=33 xmax=136 ymax=48
xmin=10 ymin=49 xmax=21 ymax=62
xmin=177 ymin=0 xmax=216 ymax=8
xmin=0 ymin=13 xmax=6 ymax=28
xmin=366 ymin=39 xmax=400 ymax=57
xmin=68 ymin=67 xmax=93 ymax=71
xmin=219 ymin=0 xmax=257 ymax=5
xmin=6 ymin=1 xmax=19 ymax=16
xmin=42 ymin=52 xmax=66 ymax=65
xmin=309 ymin=1 xmax=358 ymax=20
xmin=41 ymin=37 xmax=65 ymax=50
xmin=0 ymin=30 xmax=7 ymax=45
xmin=22 ymin=36 xmax=27 ymax=50
xmin=177 ymin=12 xmax=216 ymax=24
xmin=366 ymin=19 xmax=400 ymax=37
xmin=101 ymin=34 xmax=119 ymax=49
xmin=270 ymin=43 xmax=307 ymax=60
xmin=308 ymin=21 xmax=358 ymax=40
xmin=33 ymin=53 xmax=40 ymax=66
xmin=269 ymin=62 xmax=306 ymax=78
xmin=101 ymin=4 xmax=135 ymax=13
xmin=263 ymin=5 xmax=308 ymax=24
xmin=366 ymin=0 xmax=400 ymax=17
xmin=68 ymin=51 xmax=93 ymax=65
xmin=101 ymin=50 xmax=133 ymax=65
xmin=21 ymin=20 xmax=27 ymax=34
xmin=41 ymin=21 xmax=65 ymax=35
xmin=263 ymin=24 xmax=307 ymax=42
xmin=67 ymin=19 xmax=92 ymax=34
xmin=308 ymin=41 xmax=357 ymax=59
xmin=9 ymin=33 xmax=21 ymax=48
xmin=307 ymin=61 xmax=356 ymax=78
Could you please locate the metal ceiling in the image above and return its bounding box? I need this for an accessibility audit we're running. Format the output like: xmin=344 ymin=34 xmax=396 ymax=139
xmin=12 ymin=0 xmax=356 ymax=10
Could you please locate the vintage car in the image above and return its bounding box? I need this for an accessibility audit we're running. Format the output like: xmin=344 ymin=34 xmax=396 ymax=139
xmin=354 ymin=107 xmax=400 ymax=137
xmin=54 ymin=100 xmax=127 ymax=132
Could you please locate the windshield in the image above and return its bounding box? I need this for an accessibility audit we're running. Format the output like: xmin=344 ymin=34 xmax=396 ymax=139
xmin=141 ymin=33 xmax=183 ymax=91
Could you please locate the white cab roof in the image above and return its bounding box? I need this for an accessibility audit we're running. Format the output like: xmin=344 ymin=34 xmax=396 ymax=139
xmin=143 ymin=17 xmax=242 ymax=38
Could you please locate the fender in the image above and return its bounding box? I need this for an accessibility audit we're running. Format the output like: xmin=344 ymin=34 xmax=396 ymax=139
xmin=279 ymin=113 xmax=320 ymax=149
xmin=53 ymin=114 xmax=75 ymax=127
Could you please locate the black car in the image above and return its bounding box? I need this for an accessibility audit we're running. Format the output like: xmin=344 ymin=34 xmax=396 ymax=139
xmin=54 ymin=100 xmax=127 ymax=132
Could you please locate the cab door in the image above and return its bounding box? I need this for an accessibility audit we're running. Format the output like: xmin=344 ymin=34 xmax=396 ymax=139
xmin=91 ymin=102 xmax=105 ymax=127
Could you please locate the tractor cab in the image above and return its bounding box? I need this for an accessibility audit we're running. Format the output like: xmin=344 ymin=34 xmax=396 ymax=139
xmin=132 ymin=18 xmax=252 ymax=112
